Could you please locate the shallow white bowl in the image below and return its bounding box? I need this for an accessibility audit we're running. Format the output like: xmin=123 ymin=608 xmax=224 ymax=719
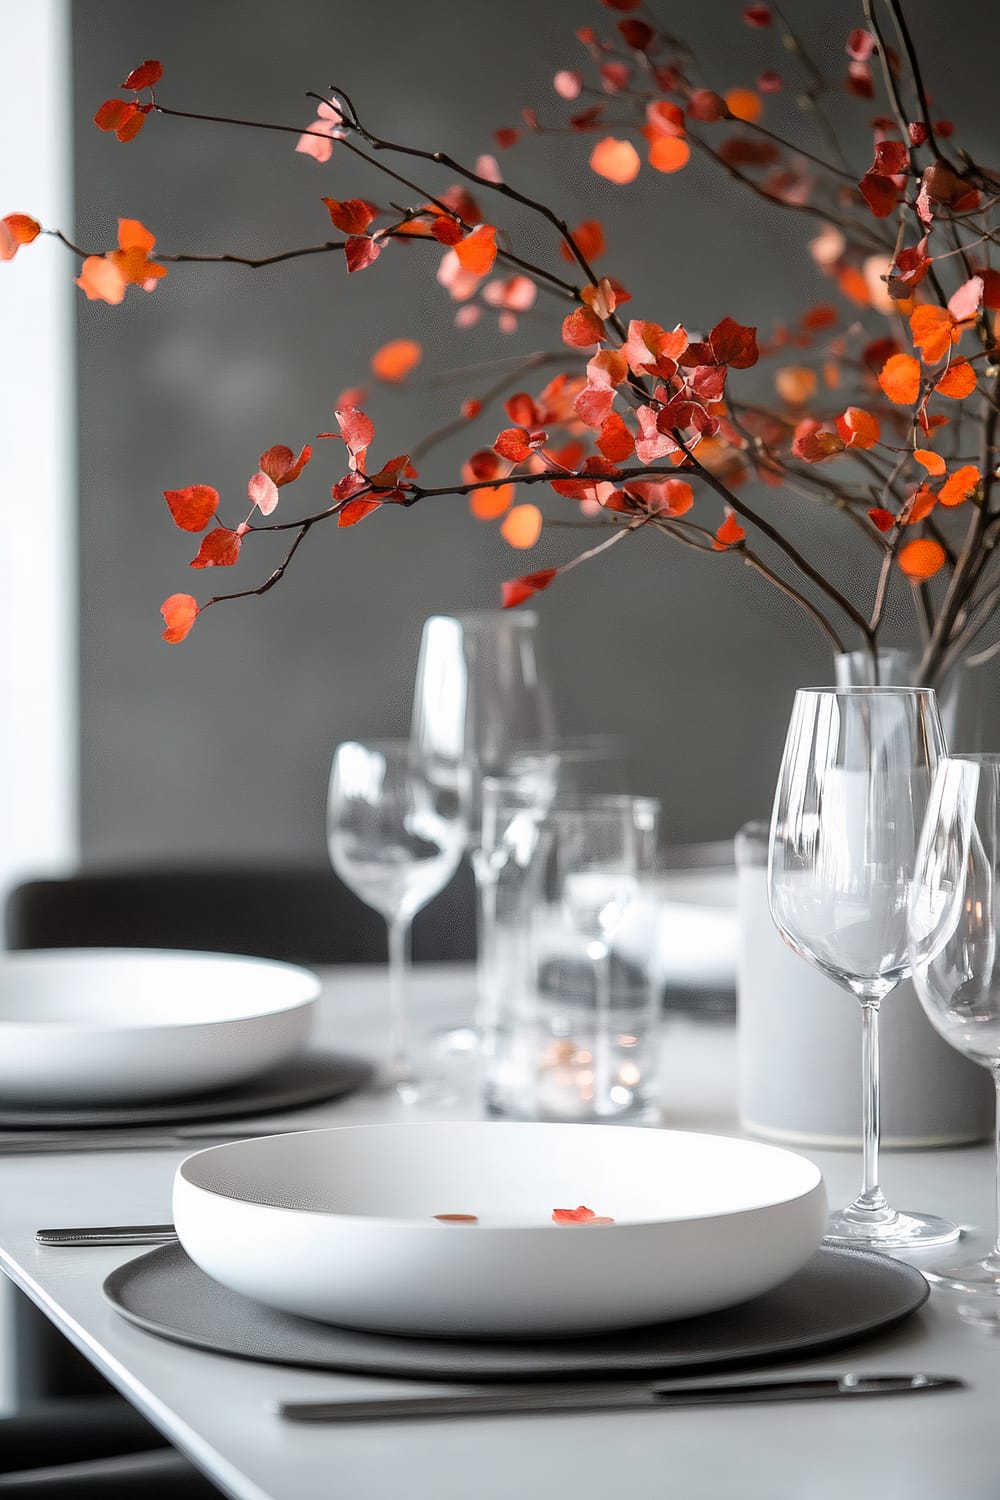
xmin=173 ymin=1122 xmax=826 ymax=1337
xmin=0 ymin=949 xmax=319 ymax=1104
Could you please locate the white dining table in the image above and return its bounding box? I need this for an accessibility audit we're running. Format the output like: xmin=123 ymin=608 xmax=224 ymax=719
xmin=0 ymin=963 xmax=997 ymax=1500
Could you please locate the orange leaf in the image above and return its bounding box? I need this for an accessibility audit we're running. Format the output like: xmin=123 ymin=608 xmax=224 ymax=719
xmin=455 ymin=225 xmax=498 ymax=276
xmin=775 ymin=366 xmax=817 ymax=404
xmin=648 ymin=135 xmax=690 ymax=173
xmin=501 ymin=503 xmax=543 ymax=548
xmin=877 ymin=352 xmax=921 ymax=405
xmin=74 ymin=255 xmax=127 ymax=304
xmin=909 ymin=304 xmax=959 ymax=363
xmin=562 ymin=306 xmax=606 ymax=348
xmin=0 ymin=213 xmax=40 ymax=261
xmin=939 ymin=465 xmax=981 ymax=507
xmin=905 ymin=485 xmax=937 ymax=524
xmin=470 ymin=482 xmax=514 ymax=520
xmin=724 ymin=87 xmax=762 ymax=123
xmin=160 ymin=593 xmax=199 ymax=644
xmin=713 ymin=511 xmax=745 ymax=549
xmin=371 ymin=338 xmax=421 ymax=382
xmin=190 ymin=527 xmax=242 ymax=568
xmin=589 ymin=137 xmax=641 ymax=183
xmin=792 ymin=418 xmax=846 ymax=462
xmin=559 ymin=220 xmax=606 ymax=264
xmin=501 ymin=567 xmax=557 ymax=608
xmin=597 ymin=411 xmax=635 ymax=461
xmin=934 ymin=359 xmax=977 ymax=399
xmin=898 ymin=537 xmax=946 ymax=580
xmin=836 ymin=406 xmax=880 ymax=449
xmin=163 ymin=484 xmax=220 ymax=533
xmin=913 ymin=448 xmax=946 ymax=475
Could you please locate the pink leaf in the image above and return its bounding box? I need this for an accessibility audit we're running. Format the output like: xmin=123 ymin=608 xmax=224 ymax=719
xmin=947 ymin=275 xmax=984 ymax=323
xmin=248 ymin=471 xmax=279 ymax=515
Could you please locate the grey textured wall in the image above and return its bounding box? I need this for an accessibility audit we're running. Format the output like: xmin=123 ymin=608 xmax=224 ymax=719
xmin=68 ymin=0 xmax=989 ymax=862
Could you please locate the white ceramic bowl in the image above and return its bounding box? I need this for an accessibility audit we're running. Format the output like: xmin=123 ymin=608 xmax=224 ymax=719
xmin=0 ymin=949 xmax=319 ymax=1104
xmin=173 ymin=1121 xmax=826 ymax=1337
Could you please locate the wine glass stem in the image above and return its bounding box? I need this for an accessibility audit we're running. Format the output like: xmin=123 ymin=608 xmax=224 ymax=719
xmin=854 ymin=999 xmax=888 ymax=1214
xmin=386 ymin=915 xmax=413 ymax=1082
xmin=991 ymin=1066 xmax=1000 ymax=1263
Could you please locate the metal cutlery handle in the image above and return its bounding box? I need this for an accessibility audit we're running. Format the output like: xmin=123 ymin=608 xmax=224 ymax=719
xmin=278 ymin=1372 xmax=962 ymax=1422
xmin=36 ymin=1224 xmax=178 ymax=1246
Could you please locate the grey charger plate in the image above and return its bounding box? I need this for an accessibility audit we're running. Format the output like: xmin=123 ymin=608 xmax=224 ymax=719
xmin=0 ymin=1052 xmax=373 ymax=1129
xmin=103 ymin=1244 xmax=928 ymax=1381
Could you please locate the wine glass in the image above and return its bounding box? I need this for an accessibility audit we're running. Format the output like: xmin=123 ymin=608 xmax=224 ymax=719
xmin=549 ymin=794 xmax=660 ymax=1118
xmin=768 ymin=686 xmax=960 ymax=1250
xmin=909 ymin=753 xmax=1000 ymax=1309
xmin=327 ymin=739 xmax=465 ymax=1104
xmin=410 ymin=611 xmax=558 ymax=1048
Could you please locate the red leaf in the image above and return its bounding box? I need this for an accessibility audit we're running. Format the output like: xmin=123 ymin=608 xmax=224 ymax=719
xmin=430 ymin=216 xmax=463 ymax=245
xmin=94 ymin=98 xmax=134 ymax=132
xmin=190 ymin=527 xmax=242 ymax=569
xmin=792 ymin=418 xmax=846 ymax=462
xmin=744 ymin=5 xmax=772 ymax=23
xmin=160 ymin=593 xmax=199 ymax=644
xmin=163 ymin=484 xmax=219 ymax=533
xmin=505 ymin=392 xmax=540 ymax=427
xmin=338 ymin=497 xmax=382 ymax=527
xmin=331 ymin=472 xmax=367 ymax=502
xmin=259 ymin=443 xmax=312 ymax=487
xmin=859 ymin=171 xmax=899 ymax=218
xmin=367 ymin=454 xmax=417 ymax=491
xmin=345 ymin=235 xmax=382 ymax=273
xmin=501 ymin=568 xmax=558 ymax=609
xmin=122 ymin=60 xmax=162 ymax=90
xmin=334 ymin=407 xmax=375 ymax=470
xmin=709 ymin=316 xmax=759 ymax=368
xmin=562 ymin=306 xmax=606 ymax=348
xmin=322 ymin=198 xmax=376 ymax=235
xmin=873 ymin=140 xmax=909 ymax=175
xmin=624 ymin=320 xmax=687 ymax=376
xmin=552 ymin=1206 xmax=598 ymax=1224
xmin=619 ymin=17 xmax=654 ymax=49
xmin=687 ymin=89 xmax=728 ymax=122
xmin=868 ymin=507 xmax=895 ymax=532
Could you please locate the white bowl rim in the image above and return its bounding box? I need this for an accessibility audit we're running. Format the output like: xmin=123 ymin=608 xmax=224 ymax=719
xmin=0 ymin=948 xmax=321 ymax=1033
xmin=176 ymin=1121 xmax=824 ymax=1233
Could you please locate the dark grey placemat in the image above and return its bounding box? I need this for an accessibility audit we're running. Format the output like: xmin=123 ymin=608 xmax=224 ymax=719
xmin=103 ymin=1245 xmax=928 ymax=1381
xmin=0 ymin=1052 xmax=372 ymax=1129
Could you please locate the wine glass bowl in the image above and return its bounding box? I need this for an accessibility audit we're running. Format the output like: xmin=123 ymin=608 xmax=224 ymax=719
xmin=327 ymin=739 xmax=465 ymax=1102
xmin=768 ymin=686 xmax=959 ymax=1250
xmin=909 ymin=753 xmax=1000 ymax=1303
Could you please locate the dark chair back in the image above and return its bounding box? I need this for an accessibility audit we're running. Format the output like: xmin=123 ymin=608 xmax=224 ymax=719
xmin=4 ymin=863 xmax=477 ymax=966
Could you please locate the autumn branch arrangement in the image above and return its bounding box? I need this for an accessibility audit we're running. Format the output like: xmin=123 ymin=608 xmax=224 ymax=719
xmin=4 ymin=1 xmax=1000 ymax=685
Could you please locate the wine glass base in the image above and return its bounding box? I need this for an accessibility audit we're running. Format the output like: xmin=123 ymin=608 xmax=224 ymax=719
xmin=823 ymin=1205 xmax=961 ymax=1251
xmin=373 ymin=1066 xmax=457 ymax=1109
xmin=923 ymin=1252 xmax=1000 ymax=1298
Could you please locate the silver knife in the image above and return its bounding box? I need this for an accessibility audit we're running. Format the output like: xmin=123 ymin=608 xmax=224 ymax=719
xmin=36 ymin=1224 xmax=179 ymax=1246
xmin=278 ymin=1372 xmax=961 ymax=1422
